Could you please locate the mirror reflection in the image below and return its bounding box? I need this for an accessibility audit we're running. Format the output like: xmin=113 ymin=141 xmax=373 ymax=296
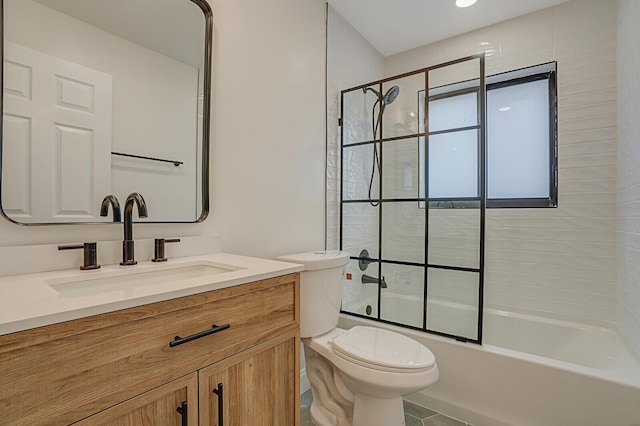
xmin=1 ymin=0 xmax=211 ymax=224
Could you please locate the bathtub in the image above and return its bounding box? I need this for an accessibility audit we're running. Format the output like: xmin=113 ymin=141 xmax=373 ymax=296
xmin=338 ymin=293 xmax=640 ymax=426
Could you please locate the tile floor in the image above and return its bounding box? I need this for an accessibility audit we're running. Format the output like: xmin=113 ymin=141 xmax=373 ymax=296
xmin=300 ymin=390 xmax=473 ymax=426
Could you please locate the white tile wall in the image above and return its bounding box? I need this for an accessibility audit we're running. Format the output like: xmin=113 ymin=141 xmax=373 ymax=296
xmin=329 ymin=0 xmax=620 ymax=325
xmin=617 ymin=0 xmax=640 ymax=359
xmin=326 ymin=6 xmax=385 ymax=254
xmin=326 ymin=6 xmax=385 ymax=312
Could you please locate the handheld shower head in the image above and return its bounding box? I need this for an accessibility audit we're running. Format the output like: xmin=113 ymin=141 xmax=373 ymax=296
xmin=360 ymin=83 xmax=401 ymax=208
xmin=362 ymin=85 xmax=400 ymax=105
xmin=383 ymin=85 xmax=400 ymax=105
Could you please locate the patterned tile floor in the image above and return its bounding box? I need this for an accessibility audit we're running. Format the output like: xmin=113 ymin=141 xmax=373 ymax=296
xmin=300 ymin=390 xmax=473 ymax=426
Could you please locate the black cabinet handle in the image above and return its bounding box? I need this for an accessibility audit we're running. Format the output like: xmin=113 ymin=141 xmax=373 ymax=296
xmin=169 ymin=324 xmax=230 ymax=348
xmin=213 ymin=383 xmax=223 ymax=425
xmin=176 ymin=401 xmax=188 ymax=426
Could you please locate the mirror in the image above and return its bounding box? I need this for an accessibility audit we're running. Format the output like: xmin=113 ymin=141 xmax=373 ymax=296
xmin=1 ymin=0 xmax=212 ymax=224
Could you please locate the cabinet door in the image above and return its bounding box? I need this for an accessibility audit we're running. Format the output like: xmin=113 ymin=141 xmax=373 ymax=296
xmin=0 ymin=274 xmax=298 ymax=426
xmin=73 ymin=373 xmax=198 ymax=426
xmin=199 ymin=330 xmax=300 ymax=426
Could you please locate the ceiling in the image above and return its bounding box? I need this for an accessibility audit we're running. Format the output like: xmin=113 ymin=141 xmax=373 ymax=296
xmin=33 ymin=0 xmax=205 ymax=68
xmin=327 ymin=0 xmax=572 ymax=57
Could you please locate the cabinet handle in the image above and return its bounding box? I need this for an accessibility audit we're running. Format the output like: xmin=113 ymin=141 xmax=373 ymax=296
xmin=212 ymin=383 xmax=223 ymax=425
xmin=176 ymin=401 xmax=188 ymax=426
xmin=169 ymin=324 xmax=231 ymax=347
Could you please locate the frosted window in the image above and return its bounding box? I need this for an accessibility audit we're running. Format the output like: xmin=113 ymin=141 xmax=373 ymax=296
xmin=429 ymin=92 xmax=478 ymax=132
xmin=429 ymin=130 xmax=478 ymax=198
xmin=487 ymin=79 xmax=550 ymax=199
xmin=418 ymin=71 xmax=555 ymax=206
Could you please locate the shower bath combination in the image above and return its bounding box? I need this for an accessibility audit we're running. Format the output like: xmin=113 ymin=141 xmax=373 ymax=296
xmin=362 ymin=85 xmax=400 ymax=206
xmin=340 ymin=54 xmax=486 ymax=343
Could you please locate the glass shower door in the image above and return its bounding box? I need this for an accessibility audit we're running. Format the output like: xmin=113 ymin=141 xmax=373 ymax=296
xmin=424 ymin=56 xmax=485 ymax=342
xmin=339 ymin=54 xmax=486 ymax=344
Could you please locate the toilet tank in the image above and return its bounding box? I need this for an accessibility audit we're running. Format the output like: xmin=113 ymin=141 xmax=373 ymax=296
xmin=277 ymin=251 xmax=350 ymax=338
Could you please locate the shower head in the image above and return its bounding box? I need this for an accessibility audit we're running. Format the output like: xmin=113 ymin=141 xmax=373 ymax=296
xmin=383 ymin=85 xmax=400 ymax=105
xmin=363 ymin=85 xmax=400 ymax=106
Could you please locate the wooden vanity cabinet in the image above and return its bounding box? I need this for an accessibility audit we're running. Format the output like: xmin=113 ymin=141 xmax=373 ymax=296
xmin=74 ymin=373 xmax=199 ymax=426
xmin=0 ymin=273 xmax=300 ymax=426
xmin=199 ymin=329 xmax=300 ymax=426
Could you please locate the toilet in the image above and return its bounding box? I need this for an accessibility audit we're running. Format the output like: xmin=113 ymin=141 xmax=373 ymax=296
xmin=278 ymin=250 xmax=439 ymax=426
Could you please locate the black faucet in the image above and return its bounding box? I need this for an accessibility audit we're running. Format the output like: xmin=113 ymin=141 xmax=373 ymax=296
xmin=361 ymin=274 xmax=388 ymax=288
xmin=100 ymin=195 xmax=122 ymax=222
xmin=58 ymin=242 xmax=100 ymax=270
xmin=121 ymin=192 xmax=148 ymax=266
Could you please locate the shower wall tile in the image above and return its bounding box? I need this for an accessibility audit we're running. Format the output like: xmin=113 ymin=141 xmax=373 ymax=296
xmin=370 ymin=0 xmax=619 ymax=325
xmin=341 ymin=203 xmax=379 ymax=259
xmin=342 ymin=143 xmax=380 ymax=200
xmin=382 ymin=139 xmax=421 ymax=199
xmin=380 ymin=263 xmax=424 ymax=327
xmin=342 ymin=259 xmax=379 ymax=318
xmin=330 ymin=0 xmax=629 ymax=336
xmin=618 ymin=0 xmax=640 ymax=361
xmin=381 ymin=202 xmax=425 ymax=264
xmin=428 ymin=209 xmax=480 ymax=269
xmin=326 ymin=5 xmax=385 ymax=251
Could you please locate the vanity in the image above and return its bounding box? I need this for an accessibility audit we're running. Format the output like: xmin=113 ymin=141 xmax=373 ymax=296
xmin=0 ymin=254 xmax=303 ymax=425
xmin=0 ymin=0 xmax=305 ymax=423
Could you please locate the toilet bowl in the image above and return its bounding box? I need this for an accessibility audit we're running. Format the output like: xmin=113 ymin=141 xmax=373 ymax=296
xmin=277 ymin=250 xmax=439 ymax=426
xmin=305 ymin=327 xmax=439 ymax=425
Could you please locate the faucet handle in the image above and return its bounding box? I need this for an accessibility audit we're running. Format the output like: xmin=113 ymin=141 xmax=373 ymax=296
xmin=58 ymin=242 xmax=100 ymax=270
xmin=152 ymin=238 xmax=181 ymax=262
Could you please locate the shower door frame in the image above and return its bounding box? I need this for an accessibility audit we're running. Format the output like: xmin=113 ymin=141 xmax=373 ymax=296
xmin=338 ymin=53 xmax=487 ymax=344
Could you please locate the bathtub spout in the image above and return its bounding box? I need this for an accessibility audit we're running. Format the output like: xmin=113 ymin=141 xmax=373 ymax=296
xmin=361 ymin=274 xmax=387 ymax=288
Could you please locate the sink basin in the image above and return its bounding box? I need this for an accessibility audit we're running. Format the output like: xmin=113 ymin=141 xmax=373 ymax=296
xmin=47 ymin=261 xmax=244 ymax=297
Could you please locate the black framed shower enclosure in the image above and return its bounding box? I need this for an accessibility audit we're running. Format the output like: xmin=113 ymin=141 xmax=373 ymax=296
xmin=338 ymin=54 xmax=486 ymax=344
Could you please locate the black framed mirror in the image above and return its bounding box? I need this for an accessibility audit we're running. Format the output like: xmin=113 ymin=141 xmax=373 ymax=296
xmin=0 ymin=0 xmax=212 ymax=224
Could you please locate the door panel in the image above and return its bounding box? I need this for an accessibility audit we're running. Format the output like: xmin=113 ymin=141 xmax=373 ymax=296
xmin=2 ymin=42 xmax=112 ymax=222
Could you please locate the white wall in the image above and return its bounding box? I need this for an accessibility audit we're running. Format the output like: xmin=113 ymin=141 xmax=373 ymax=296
xmin=207 ymin=0 xmax=326 ymax=258
xmin=617 ymin=0 xmax=640 ymax=359
xmin=0 ymin=0 xmax=327 ymax=264
xmin=333 ymin=0 xmax=618 ymax=324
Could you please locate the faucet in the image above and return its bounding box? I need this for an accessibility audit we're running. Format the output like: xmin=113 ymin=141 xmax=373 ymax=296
xmin=361 ymin=274 xmax=388 ymax=288
xmin=121 ymin=192 xmax=148 ymax=266
xmin=100 ymin=195 xmax=122 ymax=222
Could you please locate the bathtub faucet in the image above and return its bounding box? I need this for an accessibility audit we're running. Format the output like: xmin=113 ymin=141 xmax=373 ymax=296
xmin=361 ymin=274 xmax=388 ymax=288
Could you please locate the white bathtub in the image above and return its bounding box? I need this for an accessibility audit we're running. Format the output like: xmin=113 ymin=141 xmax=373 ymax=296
xmin=339 ymin=293 xmax=640 ymax=426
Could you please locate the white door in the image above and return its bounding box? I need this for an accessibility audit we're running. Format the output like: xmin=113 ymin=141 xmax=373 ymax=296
xmin=2 ymin=42 xmax=112 ymax=223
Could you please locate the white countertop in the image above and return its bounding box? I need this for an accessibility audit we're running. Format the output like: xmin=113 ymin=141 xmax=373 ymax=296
xmin=0 ymin=253 xmax=303 ymax=336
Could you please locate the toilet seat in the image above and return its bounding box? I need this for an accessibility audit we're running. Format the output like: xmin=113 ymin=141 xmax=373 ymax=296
xmin=304 ymin=327 xmax=439 ymax=400
xmin=331 ymin=326 xmax=435 ymax=372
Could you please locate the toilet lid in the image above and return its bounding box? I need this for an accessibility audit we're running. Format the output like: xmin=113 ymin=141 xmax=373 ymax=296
xmin=331 ymin=326 xmax=435 ymax=370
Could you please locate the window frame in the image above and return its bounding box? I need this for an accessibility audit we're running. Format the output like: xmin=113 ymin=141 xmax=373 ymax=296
xmin=420 ymin=63 xmax=558 ymax=209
